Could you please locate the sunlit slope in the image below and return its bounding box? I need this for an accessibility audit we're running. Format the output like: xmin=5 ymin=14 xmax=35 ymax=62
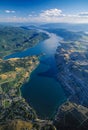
xmin=0 ymin=26 xmax=48 ymax=58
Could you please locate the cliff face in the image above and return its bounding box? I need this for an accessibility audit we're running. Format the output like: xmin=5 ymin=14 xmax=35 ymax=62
xmin=54 ymin=102 xmax=88 ymax=130
xmin=54 ymin=31 xmax=88 ymax=129
xmin=55 ymin=40 xmax=88 ymax=106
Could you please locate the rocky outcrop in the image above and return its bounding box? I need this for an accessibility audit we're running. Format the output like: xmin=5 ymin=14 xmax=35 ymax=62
xmin=54 ymin=102 xmax=88 ymax=130
xmin=55 ymin=40 xmax=88 ymax=106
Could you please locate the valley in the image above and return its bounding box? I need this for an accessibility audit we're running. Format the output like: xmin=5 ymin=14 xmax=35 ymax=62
xmin=0 ymin=25 xmax=88 ymax=129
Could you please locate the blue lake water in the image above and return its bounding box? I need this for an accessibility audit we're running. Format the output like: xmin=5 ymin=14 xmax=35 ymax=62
xmin=5 ymin=32 xmax=67 ymax=119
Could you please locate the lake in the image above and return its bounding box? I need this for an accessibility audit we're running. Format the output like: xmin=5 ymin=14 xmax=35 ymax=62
xmin=5 ymin=31 xmax=67 ymax=119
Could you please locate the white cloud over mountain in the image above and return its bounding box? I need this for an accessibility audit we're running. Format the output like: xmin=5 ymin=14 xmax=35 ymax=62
xmin=1 ymin=8 xmax=88 ymax=23
xmin=5 ymin=10 xmax=15 ymax=13
xmin=40 ymin=9 xmax=62 ymax=17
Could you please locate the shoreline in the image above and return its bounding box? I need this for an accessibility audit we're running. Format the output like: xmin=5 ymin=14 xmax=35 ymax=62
xmin=21 ymin=56 xmax=67 ymax=120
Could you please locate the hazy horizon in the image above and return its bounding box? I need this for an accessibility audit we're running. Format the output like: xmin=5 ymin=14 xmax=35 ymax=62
xmin=0 ymin=0 xmax=88 ymax=23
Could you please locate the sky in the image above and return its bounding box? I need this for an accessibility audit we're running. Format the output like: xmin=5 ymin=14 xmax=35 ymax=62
xmin=0 ymin=0 xmax=88 ymax=23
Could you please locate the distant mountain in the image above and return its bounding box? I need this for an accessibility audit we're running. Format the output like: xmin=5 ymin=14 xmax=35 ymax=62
xmin=40 ymin=23 xmax=88 ymax=31
xmin=20 ymin=25 xmax=40 ymax=30
xmin=0 ymin=26 xmax=48 ymax=58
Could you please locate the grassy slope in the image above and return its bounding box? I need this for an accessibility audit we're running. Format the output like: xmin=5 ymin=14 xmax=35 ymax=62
xmin=0 ymin=26 xmax=48 ymax=58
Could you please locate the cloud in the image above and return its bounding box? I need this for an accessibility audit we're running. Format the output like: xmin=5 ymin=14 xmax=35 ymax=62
xmin=28 ymin=14 xmax=33 ymax=17
xmin=78 ymin=12 xmax=88 ymax=17
xmin=5 ymin=10 xmax=15 ymax=13
xmin=40 ymin=9 xmax=62 ymax=17
xmin=1 ymin=9 xmax=88 ymax=23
